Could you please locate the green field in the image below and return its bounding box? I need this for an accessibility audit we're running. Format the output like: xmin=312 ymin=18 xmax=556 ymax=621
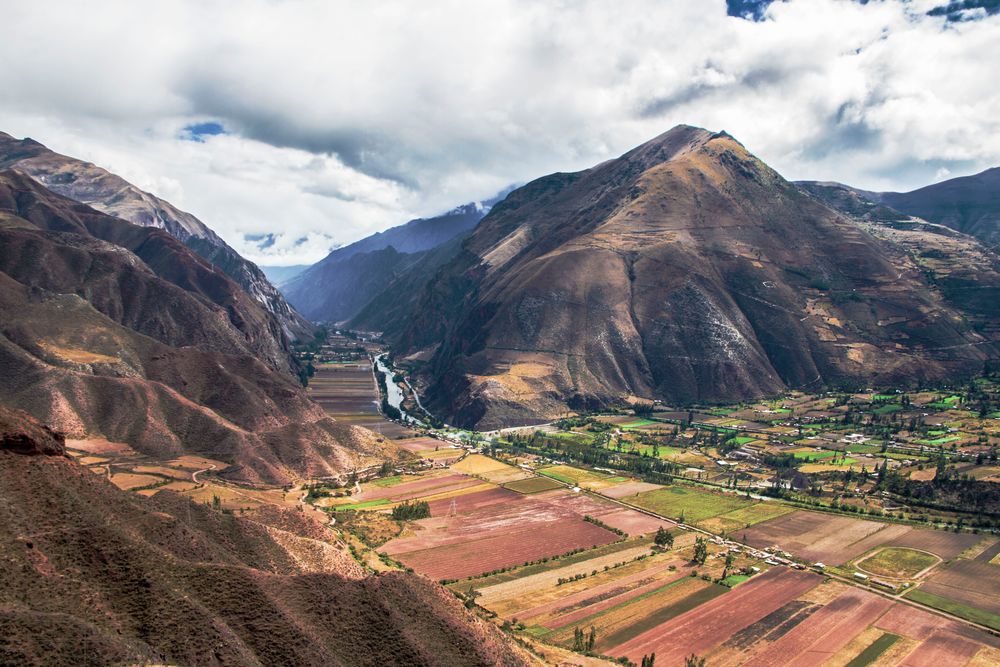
xmin=697 ymin=502 xmax=796 ymax=534
xmin=503 ymin=476 xmax=565 ymax=494
xmin=845 ymin=633 xmax=899 ymax=667
xmin=904 ymin=589 xmax=1000 ymax=631
xmin=630 ymin=485 xmax=755 ymax=523
xmin=720 ymin=574 xmax=751 ymax=587
xmin=329 ymin=498 xmax=390 ymax=512
xmin=873 ymin=404 xmax=903 ymax=415
xmin=856 ymin=547 xmax=938 ymax=579
xmin=917 ymin=435 xmax=960 ymax=446
xmin=538 ymin=464 xmax=623 ymax=487
xmin=621 ymin=418 xmax=657 ymax=429
xmin=727 ymin=436 xmax=757 ymax=446
xmin=791 ymin=450 xmax=837 ymax=461
xmin=846 ymin=444 xmax=881 ymax=454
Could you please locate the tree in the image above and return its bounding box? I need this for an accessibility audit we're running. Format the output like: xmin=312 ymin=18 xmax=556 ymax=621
xmin=685 ymin=654 xmax=706 ymax=667
xmin=463 ymin=586 xmax=480 ymax=609
xmin=723 ymin=551 xmax=736 ymax=579
xmin=587 ymin=626 xmax=596 ymax=652
xmin=693 ymin=537 xmax=708 ymax=565
xmin=654 ymin=527 xmax=674 ymax=549
xmin=641 ymin=654 xmax=656 ymax=667
xmin=573 ymin=627 xmax=585 ymax=652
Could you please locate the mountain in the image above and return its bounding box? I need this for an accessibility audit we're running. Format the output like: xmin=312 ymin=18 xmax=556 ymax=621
xmin=391 ymin=126 xmax=1000 ymax=428
xmin=0 ymin=407 xmax=532 ymax=667
xmin=0 ymin=131 xmax=313 ymax=340
xmin=798 ymin=167 xmax=1000 ymax=249
xmin=0 ymin=170 xmax=395 ymax=484
xmin=261 ymin=263 xmax=311 ymax=287
xmin=283 ymin=196 xmax=509 ymax=324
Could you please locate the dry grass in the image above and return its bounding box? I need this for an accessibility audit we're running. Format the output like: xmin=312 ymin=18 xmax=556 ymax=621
xmin=109 ymin=473 xmax=163 ymax=491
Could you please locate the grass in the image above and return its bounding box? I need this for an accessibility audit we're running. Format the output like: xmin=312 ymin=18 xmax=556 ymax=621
xmin=630 ymin=485 xmax=755 ymax=523
xmin=697 ymin=502 xmax=796 ymax=534
xmin=904 ymin=589 xmax=1000 ymax=631
xmin=329 ymin=498 xmax=390 ymax=512
xmin=873 ymin=404 xmax=903 ymax=415
xmin=538 ymin=464 xmax=613 ymax=488
xmin=856 ymin=547 xmax=938 ymax=579
xmin=621 ymin=418 xmax=657 ymax=429
xmin=846 ymin=444 xmax=881 ymax=454
xmin=503 ymin=476 xmax=564 ymax=494
xmin=720 ymin=574 xmax=751 ymax=587
xmin=727 ymin=436 xmax=757 ymax=446
xmin=790 ymin=450 xmax=837 ymax=461
xmin=845 ymin=633 xmax=899 ymax=667
xmin=917 ymin=436 xmax=960 ymax=446
xmin=371 ymin=475 xmax=407 ymax=488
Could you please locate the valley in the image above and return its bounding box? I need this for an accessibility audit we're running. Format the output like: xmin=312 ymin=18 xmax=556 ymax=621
xmin=158 ymin=327 xmax=998 ymax=665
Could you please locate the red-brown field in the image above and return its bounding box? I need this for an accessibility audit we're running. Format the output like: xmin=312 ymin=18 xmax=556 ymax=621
xmin=532 ymin=489 xmax=672 ymax=536
xmin=511 ymin=561 xmax=684 ymax=627
xmin=739 ymin=511 xmax=910 ymax=565
xmin=601 ymin=481 xmax=663 ymax=498
xmin=307 ymin=363 xmax=378 ymax=417
xmin=875 ymin=603 xmax=1000 ymax=659
xmin=544 ymin=566 xmax=690 ymax=631
xmin=425 ymin=487 xmax=520 ymax=516
xmin=596 ymin=508 xmax=673 ymax=536
xmin=610 ymin=568 xmax=824 ymax=664
xmin=885 ymin=529 xmax=983 ymax=560
xmin=918 ymin=560 xmax=1000 ymax=615
xmin=898 ymin=631 xmax=984 ymax=666
xmin=352 ymin=473 xmax=480 ymax=504
xmin=388 ymin=520 xmax=618 ymax=580
xmin=395 ymin=437 xmax=448 ymax=454
xmin=740 ymin=589 xmax=892 ymax=666
xmin=381 ymin=488 xmax=623 ymax=580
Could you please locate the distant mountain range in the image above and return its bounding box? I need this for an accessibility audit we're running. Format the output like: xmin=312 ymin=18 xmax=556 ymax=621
xmin=0 ymin=132 xmax=313 ymax=341
xmin=358 ymin=125 xmax=1000 ymax=428
xmin=282 ymin=193 xmax=512 ymax=324
xmin=260 ymin=263 xmax=312 ymax=286
xmin=798 ymin=167 xmax=1000 ymax=250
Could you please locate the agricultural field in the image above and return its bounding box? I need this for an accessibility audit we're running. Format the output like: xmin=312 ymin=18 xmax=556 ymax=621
xmin=855 ymin=547 xmax=939 ymax=579
xmin=695 ymin=502 xmax=797 ymax=535
xmin=628 ymin=485 xmax=755 ymax=523
xmin=504 ymin=476 xmax=565 ymax=494
xmin=538 ymin=464 xmax=627 ymax=490
xmin=308 ymin=361 xmax=416 ymax=437
xmin=452 ymin=453 xmax=532 ymax=483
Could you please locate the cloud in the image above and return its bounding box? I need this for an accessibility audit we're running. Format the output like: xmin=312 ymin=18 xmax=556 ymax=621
xmin=0 ymin=0 xmax=998 ymax=264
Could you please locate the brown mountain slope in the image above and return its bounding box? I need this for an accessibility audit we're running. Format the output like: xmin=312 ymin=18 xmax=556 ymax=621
xmin=0 ymin=174 xmax=395 ymax=484
xmin=398 ymin=126 xmax=999 ymax=428
xmin=0 ymin=131 xmax=314 ymax=341
xmin=0 ymin=408 xmax=531 ymax=667
xmin=0 ymin=169 xmax=295 ymax=372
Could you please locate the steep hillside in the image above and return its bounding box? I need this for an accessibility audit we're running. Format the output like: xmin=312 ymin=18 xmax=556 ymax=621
xmin=0 ymin=172 xmax=395 ymax=484
xmin=0 ymin=131 xmax=313 ymax=340
xmin=284 ymin=198 xmax=505 ymax=323
xmin=397 ymin=126 xmax=999 ymax=428
xmin=798 ymin=167 xmax=1000 ymax=249
xmin=0 ymin=407 xmax=532 ymax=667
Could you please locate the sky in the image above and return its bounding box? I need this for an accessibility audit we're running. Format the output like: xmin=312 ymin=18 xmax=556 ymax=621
xmin=1 ymin=0 xmax=999 ymax=266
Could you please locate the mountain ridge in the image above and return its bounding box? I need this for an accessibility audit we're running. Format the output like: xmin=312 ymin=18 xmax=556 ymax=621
xmin=0 ymin=131 xmax=314 ymax=341
xmin=389 ymin=125 xmax=999 ymax=428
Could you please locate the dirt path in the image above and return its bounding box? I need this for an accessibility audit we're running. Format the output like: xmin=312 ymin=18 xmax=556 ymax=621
xmin=191 ymin=464 xmax=216 ymax=484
